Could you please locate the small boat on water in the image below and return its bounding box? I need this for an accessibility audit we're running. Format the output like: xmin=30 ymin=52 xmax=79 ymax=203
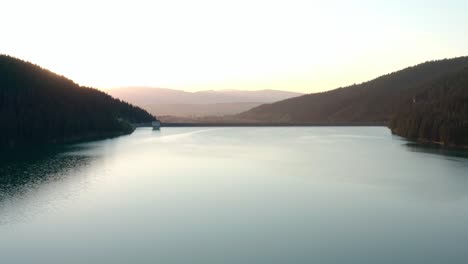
xmin=152 ymin=120 xmax=161 ymax=130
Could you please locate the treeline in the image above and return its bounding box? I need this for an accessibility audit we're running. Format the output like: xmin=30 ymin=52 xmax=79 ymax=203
xmin=0 ymin=55 xmax=155 ymax=147
xmin=389 ymin=68 xmax=468 ymax=147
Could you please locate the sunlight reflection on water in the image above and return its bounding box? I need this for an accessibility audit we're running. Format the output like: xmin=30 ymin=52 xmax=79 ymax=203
xmin=1 ymin=127 xmax=468 ymax=264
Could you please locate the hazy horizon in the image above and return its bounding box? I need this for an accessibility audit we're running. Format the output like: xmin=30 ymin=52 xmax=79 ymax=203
xmin=2 ymin=0 xmax=468 ymax=93
xmin=103 ymin=86 xmax=305 ymax=93
xmin=4 ymin=53 xmax=467 ymax=95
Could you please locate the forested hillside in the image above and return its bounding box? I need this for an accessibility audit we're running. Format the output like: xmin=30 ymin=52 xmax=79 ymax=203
xmin=238 ymin=57 xmax=468 ymax=123
xmin=389 ymin=67 xmax=468 ymax=147
xmin=0 ymin=55 xmax=155 ymax=147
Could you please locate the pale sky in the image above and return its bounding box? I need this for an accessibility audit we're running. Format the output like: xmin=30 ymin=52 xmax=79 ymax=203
xmin=1 ymin=0 xmax=468 ymax=93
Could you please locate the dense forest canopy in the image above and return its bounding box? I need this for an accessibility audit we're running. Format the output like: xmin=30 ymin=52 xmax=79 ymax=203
xmin=238 ymin=56 xmax=468 ymax=123
xmin=0 ymin=55 xmax=155 ymax=147
xmin=389 ymin=67 xmax=468 ymax=147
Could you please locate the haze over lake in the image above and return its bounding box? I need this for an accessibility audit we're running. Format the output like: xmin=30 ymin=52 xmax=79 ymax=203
xmin=1 ymin=127 xmax=468 ymax=264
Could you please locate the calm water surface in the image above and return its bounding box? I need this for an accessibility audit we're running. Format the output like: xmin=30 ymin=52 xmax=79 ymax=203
xmin=1 ymin=127 xmax=468 ymax=264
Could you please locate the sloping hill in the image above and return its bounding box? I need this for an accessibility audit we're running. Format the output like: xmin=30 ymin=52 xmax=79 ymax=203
xmin=238 ymin=56 xmax=468 ymax=123
xmin=0 ymin=55 xmax=155 ymax=147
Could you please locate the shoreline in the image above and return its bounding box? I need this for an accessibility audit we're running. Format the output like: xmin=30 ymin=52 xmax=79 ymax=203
xmin=413 ymin=139 xmax=468 ymax=150
xmin=390 ymin=129 xmax=468 ymax=150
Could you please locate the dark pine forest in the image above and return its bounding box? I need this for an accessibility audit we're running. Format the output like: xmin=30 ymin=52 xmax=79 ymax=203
xmin=389 ymin=67 xmax=468 ymax=147
xmin=0 ymin=55 xmax=155 ymax=147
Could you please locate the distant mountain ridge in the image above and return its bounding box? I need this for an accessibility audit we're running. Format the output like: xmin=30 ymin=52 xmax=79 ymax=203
xmin=106 ymin=87 xmax=303 ymax=117
xmin=238 ymin=56 xmax=468 ymax=123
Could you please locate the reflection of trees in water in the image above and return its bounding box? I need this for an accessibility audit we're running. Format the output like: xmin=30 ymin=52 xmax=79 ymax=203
xmin=0 ymin=146 xmax=95 ymax=201
xmin=405 ymin=143 xmax=468 ymax=159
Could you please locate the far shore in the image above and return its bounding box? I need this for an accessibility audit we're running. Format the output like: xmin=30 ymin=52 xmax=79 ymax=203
xmin=159 ymin=122 xmax=387 ymax=127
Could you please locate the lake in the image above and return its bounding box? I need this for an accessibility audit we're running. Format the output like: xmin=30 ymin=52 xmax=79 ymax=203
xmin=1 ymin=127 xmax=468 ymax=264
